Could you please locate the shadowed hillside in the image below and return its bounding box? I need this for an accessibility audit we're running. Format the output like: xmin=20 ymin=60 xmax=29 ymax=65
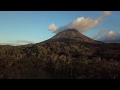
xmin=0 ymin=29 xmax=120 ymax=79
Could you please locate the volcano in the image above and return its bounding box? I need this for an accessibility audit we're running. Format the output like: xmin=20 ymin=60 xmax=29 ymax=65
xmin=44 ymin=29 xmax=103 ymax=44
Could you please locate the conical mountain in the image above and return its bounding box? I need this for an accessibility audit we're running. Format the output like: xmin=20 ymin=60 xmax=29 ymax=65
xmin=44 ymin=29 xmax=103 ymax=43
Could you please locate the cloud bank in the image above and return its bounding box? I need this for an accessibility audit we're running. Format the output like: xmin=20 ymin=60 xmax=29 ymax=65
xmin=96 ymin=30 xmax=120 ymax=43
xmin=14 ymin=40 xmax=34 ymax=44
xmin=8 ymin=40 xmax=34 ymax=45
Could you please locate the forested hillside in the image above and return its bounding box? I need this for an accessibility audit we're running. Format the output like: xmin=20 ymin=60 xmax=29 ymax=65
xmin=0 ymin=29 xmax=120 ymax=79
xmin=0 ymin=41 xmax=120 ymax=79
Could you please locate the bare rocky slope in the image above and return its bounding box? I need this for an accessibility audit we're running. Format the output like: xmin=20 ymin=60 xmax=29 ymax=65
xmin=44 ymin=29 xmax=103 ymax=44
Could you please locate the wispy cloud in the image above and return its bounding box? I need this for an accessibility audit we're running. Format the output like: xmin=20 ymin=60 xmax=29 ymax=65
xmin=12 ymin=40 xmax=34 ymax=44
xmin=1 ymin=40 xmax=35 ymax=46
xmin=48 ymin=17 xmax=100 ymax=33
xmin=0 ymin=43 xmax=14 ymax=46
xmin=93 ymin=30 xmax=107 ymax=39
xmin=103 ymin=11 xmax=112 ymax=16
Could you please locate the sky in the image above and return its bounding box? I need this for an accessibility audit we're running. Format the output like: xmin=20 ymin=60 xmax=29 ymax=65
xmin=0 ymin=11 xmax=120 ymax=45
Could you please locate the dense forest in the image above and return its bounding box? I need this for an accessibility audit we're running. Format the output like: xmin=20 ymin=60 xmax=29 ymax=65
xmin=0 ymin=41 xmax=120 ymax=79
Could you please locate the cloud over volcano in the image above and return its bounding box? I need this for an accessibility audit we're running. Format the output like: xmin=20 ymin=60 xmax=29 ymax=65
xmin=48 ymin=17 xmax=100 ymax=33
xmin=48 ymin=11 xmax=112 ymax=33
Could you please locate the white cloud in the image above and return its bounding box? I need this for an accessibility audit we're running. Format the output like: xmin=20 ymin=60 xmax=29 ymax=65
xmin=48 ymin=17 xmax=100 ymax=33
xmin=48 ymin=11 xmax=112 ymax=34
xmin=103 ymin=11 xmax=112 ymax=16
xmin=108 ymin=31 xmax=117 ymax=37
xmin=48 ymin=23 xmax=58 ymax=31
xmin=97 ymin=30 xmax=120 ymax=43
xmin=68 ymin=17 xmax=99 ymax=32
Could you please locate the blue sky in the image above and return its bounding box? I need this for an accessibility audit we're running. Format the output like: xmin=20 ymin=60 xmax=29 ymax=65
xmin=0 ymin=11 xmax=120 ymax=45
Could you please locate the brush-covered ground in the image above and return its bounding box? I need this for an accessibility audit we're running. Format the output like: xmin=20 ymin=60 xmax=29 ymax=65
xmin=0 ymin=41 xmax=120 ymax=79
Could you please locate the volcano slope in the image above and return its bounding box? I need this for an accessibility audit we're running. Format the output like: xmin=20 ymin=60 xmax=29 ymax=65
xmin=0 ymin=29 xmax=120 ymax=79
xmin=45 ymin=29 xmax=103 ymax=44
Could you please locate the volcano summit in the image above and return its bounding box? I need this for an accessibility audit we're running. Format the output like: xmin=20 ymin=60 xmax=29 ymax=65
xmin=44 ymin=29 xmax=103 ymax=43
